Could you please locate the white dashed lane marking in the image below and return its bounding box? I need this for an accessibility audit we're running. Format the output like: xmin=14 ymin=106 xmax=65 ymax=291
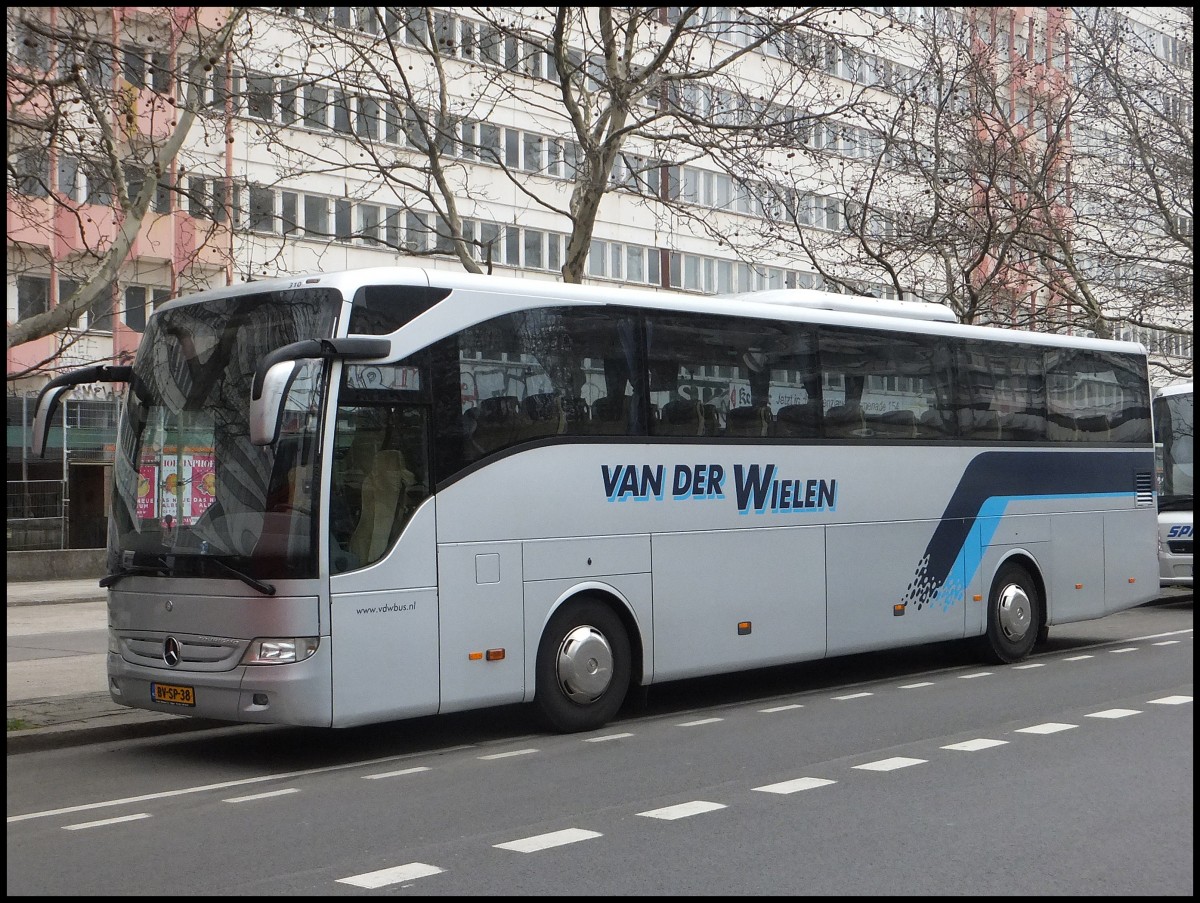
xmin=1016 ymin=722 xmax=1077 ymax=735
xmin=759 ymin=703 xmax=804 ymax=712
xmin=63 ymin=813 xmax=151 ymax=830
xmin=638 ymin=801 xmax=727 ymax=820
xmin=363 ymin=766 xmax=431 ymax=780
xmin=585 ymin=732 xmax=633 ymax=743
xmin=223 ymin=788 xmax=300 ymax=803
xmin=494 ymin=828 xmax=602 ymax=852
xmin=754 ymin=777 xmax=837 ymax=795
xmin=958 ymin=671 xmax=993 ymax=680
xmin=338 ymin=862 xmax=444 ymax=889
xmin=833 ymin=692 xmax=873 ymax=700
xmin=1086 ymin=708 xmax=1141 ymax=719
xmin=941 ymin=738 xmax=1008 ymax=752
xmin=678 ymin=717 xmax=723 ymax=727
xmin=1148 ymin=695 xmax=1192 ymax=705
xmin=900 ymin=681 xmax=935 ymax=688
xmin=479 ymin=748 xmax=538 ymax=760
xmin=854 ymin=757 xmax=927 ymax=772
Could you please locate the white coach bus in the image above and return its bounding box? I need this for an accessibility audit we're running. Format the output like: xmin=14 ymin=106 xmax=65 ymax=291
xmin=33 ymin=268 xmax=1159 ymax=732
xmin=1152 ymin=382 xmax=1193 ymax=587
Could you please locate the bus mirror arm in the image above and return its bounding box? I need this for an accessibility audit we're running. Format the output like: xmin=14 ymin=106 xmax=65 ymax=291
xmin=250 ymin=337 xmax=391 ymax=401
xmin=32 ymin=365 xmax=133 ymax=458
xmin=249 ymin=337 xmax=391 ymax=447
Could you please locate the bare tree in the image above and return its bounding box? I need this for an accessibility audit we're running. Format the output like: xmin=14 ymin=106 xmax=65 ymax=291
xmin=234 ymin=7 xmax=871 ymax=283
xmin=740 ymin=7 xmax=1191 ymax=382
xmin=6 ymin=7 xmax=246 ymax=364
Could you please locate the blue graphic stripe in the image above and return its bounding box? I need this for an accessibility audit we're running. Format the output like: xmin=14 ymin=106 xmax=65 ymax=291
xmin=902 ymin=451 xmax=1150 ymax=612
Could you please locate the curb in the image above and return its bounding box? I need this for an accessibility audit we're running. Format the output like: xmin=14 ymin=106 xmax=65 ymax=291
xmin=7 ymin=595 xmax=108 ymax=608
xmin=6 ymin=715 xmax=231 ymax=754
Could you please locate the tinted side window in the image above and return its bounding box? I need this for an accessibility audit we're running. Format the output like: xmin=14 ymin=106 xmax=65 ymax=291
xmin=1046 ymin=348 xmax=1151 ymax=443
xmin=348 ymin=285 xmax=450 ymax=334
xmin=643 ymin=313 xmax=823 ymax=439
xmin=955 ymin=339 xmax=1047 ymax=441
xmin=435 ymin=306 xmax=639 ymax=471
xmin=819 ymin=327 xmax=951 ymax=440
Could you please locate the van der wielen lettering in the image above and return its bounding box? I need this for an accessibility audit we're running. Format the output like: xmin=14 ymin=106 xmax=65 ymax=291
xmin=600 ymin=463 xmax=837 ymax=515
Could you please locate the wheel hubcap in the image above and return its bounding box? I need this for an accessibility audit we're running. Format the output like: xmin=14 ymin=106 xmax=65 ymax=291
xmin=555 ymin=625 xmax=613 ymax=703
xmin=997 ymin=583 xmax=1032 ymax=642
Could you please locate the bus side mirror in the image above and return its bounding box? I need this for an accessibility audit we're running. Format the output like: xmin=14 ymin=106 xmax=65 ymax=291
xmin=250 ymin=361 xmax=303 ymax=446
xmin=248 ymin=336 xmax=391 ymax=446
xmin=32 ymin=383 xmax=73 ymax=458
xmin=31 ymin=364 xmax=132 ymax=457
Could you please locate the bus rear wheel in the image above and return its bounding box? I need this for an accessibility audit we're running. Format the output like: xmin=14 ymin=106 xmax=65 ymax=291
xmin=534 ymin=598 xmax=630 ymax=733
xmin=979 ymin=561 xmax=1041 ymax=664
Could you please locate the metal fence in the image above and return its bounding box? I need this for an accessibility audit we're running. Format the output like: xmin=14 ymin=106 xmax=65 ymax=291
xmin=7 ymin=394 xmax=121 ymax=550
xmin=6 ymin=479 xmax=66 ymax=551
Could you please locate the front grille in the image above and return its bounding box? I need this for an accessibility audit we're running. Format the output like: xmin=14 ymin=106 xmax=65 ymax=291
xmin=1134 ymin=472 xmax=1154 ymax=507
xmin=119 ymin=632 xmax=247 ymax=671
xmin=1167 ymin=540 xmax=1193 ymax=555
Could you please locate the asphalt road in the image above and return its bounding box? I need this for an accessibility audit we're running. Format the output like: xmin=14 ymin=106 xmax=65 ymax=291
xmin=6 ymin=594 xmax=1192 ymax=896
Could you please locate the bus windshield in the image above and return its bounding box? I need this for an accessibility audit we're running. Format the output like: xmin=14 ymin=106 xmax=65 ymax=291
xmin=110 ymin=288 xmax=341 ymax=584
xmin=1154 ymin=389 xmax=1194 ymax=512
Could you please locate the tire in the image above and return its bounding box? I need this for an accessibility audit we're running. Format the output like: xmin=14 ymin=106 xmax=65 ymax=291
xmin=534 ymin=598 xmax=631 ymax=733
xmin=978 ymin=561 xmax=1041 ymax=664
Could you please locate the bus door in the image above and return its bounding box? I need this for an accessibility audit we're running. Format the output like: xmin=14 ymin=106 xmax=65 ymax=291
xmin=327 ymin=369 xmax=441 ymax=727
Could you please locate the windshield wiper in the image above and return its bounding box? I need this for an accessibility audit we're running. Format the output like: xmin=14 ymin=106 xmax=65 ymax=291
xmin=100 ymin=559 xmax=172 ymax=588
xmin=209 ymin=557 xmax=277 ymax=596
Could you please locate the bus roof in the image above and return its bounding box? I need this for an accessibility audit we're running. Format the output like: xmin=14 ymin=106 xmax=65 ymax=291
xmin=723 ymin=289 xmax=958 ymax=323
xmin=158 ymin=266 xmax=1148 ymax=357
xmin=1155 ymin=382 xmax=1193 ymax=399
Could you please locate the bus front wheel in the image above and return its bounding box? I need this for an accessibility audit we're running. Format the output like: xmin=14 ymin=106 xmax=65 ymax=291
xmin=979 ymin=561 xmax=1041 ymax=664
xmin=534 ymin=598 xmax=631 ymax=733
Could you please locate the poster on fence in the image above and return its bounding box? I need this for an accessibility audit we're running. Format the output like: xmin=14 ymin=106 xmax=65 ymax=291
xmin=159 ymin=457 xmax=179 ymax=522
xmin=184 ymin=451 xmax=216 ymax=525
xmin=137 ymin=463 xmax=157 ymax=520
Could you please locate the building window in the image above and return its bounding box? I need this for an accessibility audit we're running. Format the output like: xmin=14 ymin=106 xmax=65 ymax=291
xmin=504 ymin=224 xmax=520 ymax=264
xmin=150 ymin=51 xmax=171 ymax=93
xmin=125 ymin=286 xmax=147 ymax=333
xmin=89 ymin=283 xmax=116 ymax=333
xmin=14 ymin=150 xmax=50 ymax=197
xmin=279 ymin=80 xmax=298 ymax=124
xmin=17 ymin=276 xmax=50 ymax=320
xmin=249 ymin=185 xmax=276 ymax=233
xmin=405 ymin=211 xmax=431 ymax=252
xmin=304 ymin=86 xmax=328 ymax=129
xmin=57 ymin=155 xmax=80 ymax=201
xmin=384 ymin=207 xmax=402 ymax=247
xmin=359 ymin=204 xmax=381 ymax=244
xmin=123 ymin=43 xmax=147 ymax=88
xmin=246 ymin=74 xmax=275 ymax=121
xmin=281 ymin=191 xmax=299 ymax=234
xmin=357 ymin=96 xmax=380 ymax=140
xmin=187 ymin=177 xmax=210 ymax=218
xmin=524 ymin=228 xmax=544 ymax=268
xmin=332 ymin=91 xmax=352 ymax=133
xmin=335 ymin=198 xmax=353 ymax=241
xmin=304 ymin=195 xmax=329 ymax=236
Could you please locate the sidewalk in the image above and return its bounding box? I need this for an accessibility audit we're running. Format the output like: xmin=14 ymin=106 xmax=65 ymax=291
xmin=6 ymin=578 xmax=223 ymax=753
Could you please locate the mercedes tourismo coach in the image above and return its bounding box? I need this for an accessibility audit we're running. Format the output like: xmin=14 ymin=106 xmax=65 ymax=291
xmin=33 ymin=268 xmax=1159 ymax=732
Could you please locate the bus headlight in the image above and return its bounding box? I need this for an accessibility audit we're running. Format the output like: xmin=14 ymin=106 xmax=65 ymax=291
xmin=242 ymin=637 xmax=319 ymax=665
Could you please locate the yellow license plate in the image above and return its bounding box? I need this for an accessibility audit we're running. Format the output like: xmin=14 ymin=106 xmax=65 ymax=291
xmin=151 ymin=682 xmax=196 ymax=706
